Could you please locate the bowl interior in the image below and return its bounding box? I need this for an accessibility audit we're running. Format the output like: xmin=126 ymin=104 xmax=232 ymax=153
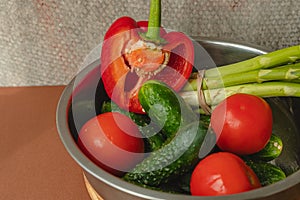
xmin=57 ymin=37 xmax=300 ymax=200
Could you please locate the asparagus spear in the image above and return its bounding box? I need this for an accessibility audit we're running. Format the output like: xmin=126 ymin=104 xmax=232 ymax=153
xmin=181 ymin=82 xmax=300 ymax=107
xmin=180 ymin=44 xmax=300 ymax=110
xmin=204 ymin=45 xmax=300 ymax=78
xmin=184 ymin=62 xmax=300 ymax=90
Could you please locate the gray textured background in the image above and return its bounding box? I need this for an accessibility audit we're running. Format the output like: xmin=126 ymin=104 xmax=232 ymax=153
xmin=1 ymin=0 xmax=300 ymax=86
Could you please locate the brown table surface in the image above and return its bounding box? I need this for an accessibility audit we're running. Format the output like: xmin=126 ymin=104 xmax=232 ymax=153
xmin=0 ymin=86 xmax=299 ymax=200
xmin=0 ymin=86 xmax=90 ymax=200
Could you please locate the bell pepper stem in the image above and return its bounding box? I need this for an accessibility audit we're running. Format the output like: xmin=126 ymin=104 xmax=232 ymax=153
xmin=146 ymin=0 xmax=161 ymax=39
xmin=140 ymin=0 xmax=165 ymax=44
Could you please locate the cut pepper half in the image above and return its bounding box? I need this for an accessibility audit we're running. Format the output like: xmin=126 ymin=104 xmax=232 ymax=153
xmin=100 ymin=16 xmax=194 ymax=113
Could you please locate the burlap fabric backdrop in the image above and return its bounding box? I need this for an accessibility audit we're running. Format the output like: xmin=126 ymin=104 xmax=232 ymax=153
xmin=0 ymin=0 xmax=299 ymax=86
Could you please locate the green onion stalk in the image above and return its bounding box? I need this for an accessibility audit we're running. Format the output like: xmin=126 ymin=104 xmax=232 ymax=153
xmin=180 ymin=45 xmax=300 ymax=112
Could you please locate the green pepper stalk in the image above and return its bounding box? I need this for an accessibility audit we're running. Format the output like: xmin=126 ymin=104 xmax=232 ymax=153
xmin=140 ymin=0 xmax=166 ymax=44
xmin=180 ymin=45 xmax=300 ymax=110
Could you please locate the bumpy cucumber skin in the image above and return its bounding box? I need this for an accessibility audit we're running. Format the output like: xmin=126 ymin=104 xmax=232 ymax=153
xmin=123 ymin=121 xmax=207 ymax=187
xmin=101 ymin=101 xmax=165 ymax=152
xmin=247 ymin=134 xmax=283 ymax=162
xmin=138 ymin=80 xmax=198 ymax=142
xmin=245 ymin=160 xmax=286 ymax=186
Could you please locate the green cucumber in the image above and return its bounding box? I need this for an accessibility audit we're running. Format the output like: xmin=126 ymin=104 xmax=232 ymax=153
xmin=199 ymin=114 xmax=211 ymax=128
xmin=123 ymin=121 xmax=208 ymax=187
xmin=163 ymin=168 xmax=193 ymax=194
xmin=138 ymin=123 xmax=166 ymax=152
xmin=245 ymin=160 xmax=286 ymax=186
xmin=138 ymin=80 xmax=198 ymax=143
xmin=247 ymin=134 xmax=283 ymax=162
xmin=101 ymin=100 xmax=165 ymax=152
xmin=101 ymin=100 xmax=150 ymax=126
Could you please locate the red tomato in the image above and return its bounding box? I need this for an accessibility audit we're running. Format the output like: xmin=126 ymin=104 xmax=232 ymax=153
xmin=77 ymin=112 xmax=144 ymax=176
xmin=190 ymin=152 xmax=261 ymax=196
xmin=211 ymin=93 xmax=273 ymax=155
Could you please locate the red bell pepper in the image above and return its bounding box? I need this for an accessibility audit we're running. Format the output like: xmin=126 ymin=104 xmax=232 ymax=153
xmin=100 ymin=0 xmax=194 ymax=113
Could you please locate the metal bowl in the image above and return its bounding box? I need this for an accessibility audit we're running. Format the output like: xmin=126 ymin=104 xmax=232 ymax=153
xmin=56 ymin=37 xmax=300 ymax=200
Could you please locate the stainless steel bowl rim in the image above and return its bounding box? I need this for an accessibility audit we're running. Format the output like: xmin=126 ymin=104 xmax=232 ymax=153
xmin=56 ymin=37 xmax=300 ymax=200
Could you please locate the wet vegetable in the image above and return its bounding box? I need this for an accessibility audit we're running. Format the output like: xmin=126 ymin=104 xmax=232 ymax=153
xmin=77 ymin=112 xmax=144 ymax=176
xmin=190 ymin=152 xmax=261 ymax=196
xmin=211 ymin=93 xmax=273 ymax=155
xmin=123 ymin=121 xmax=207 ymax=187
